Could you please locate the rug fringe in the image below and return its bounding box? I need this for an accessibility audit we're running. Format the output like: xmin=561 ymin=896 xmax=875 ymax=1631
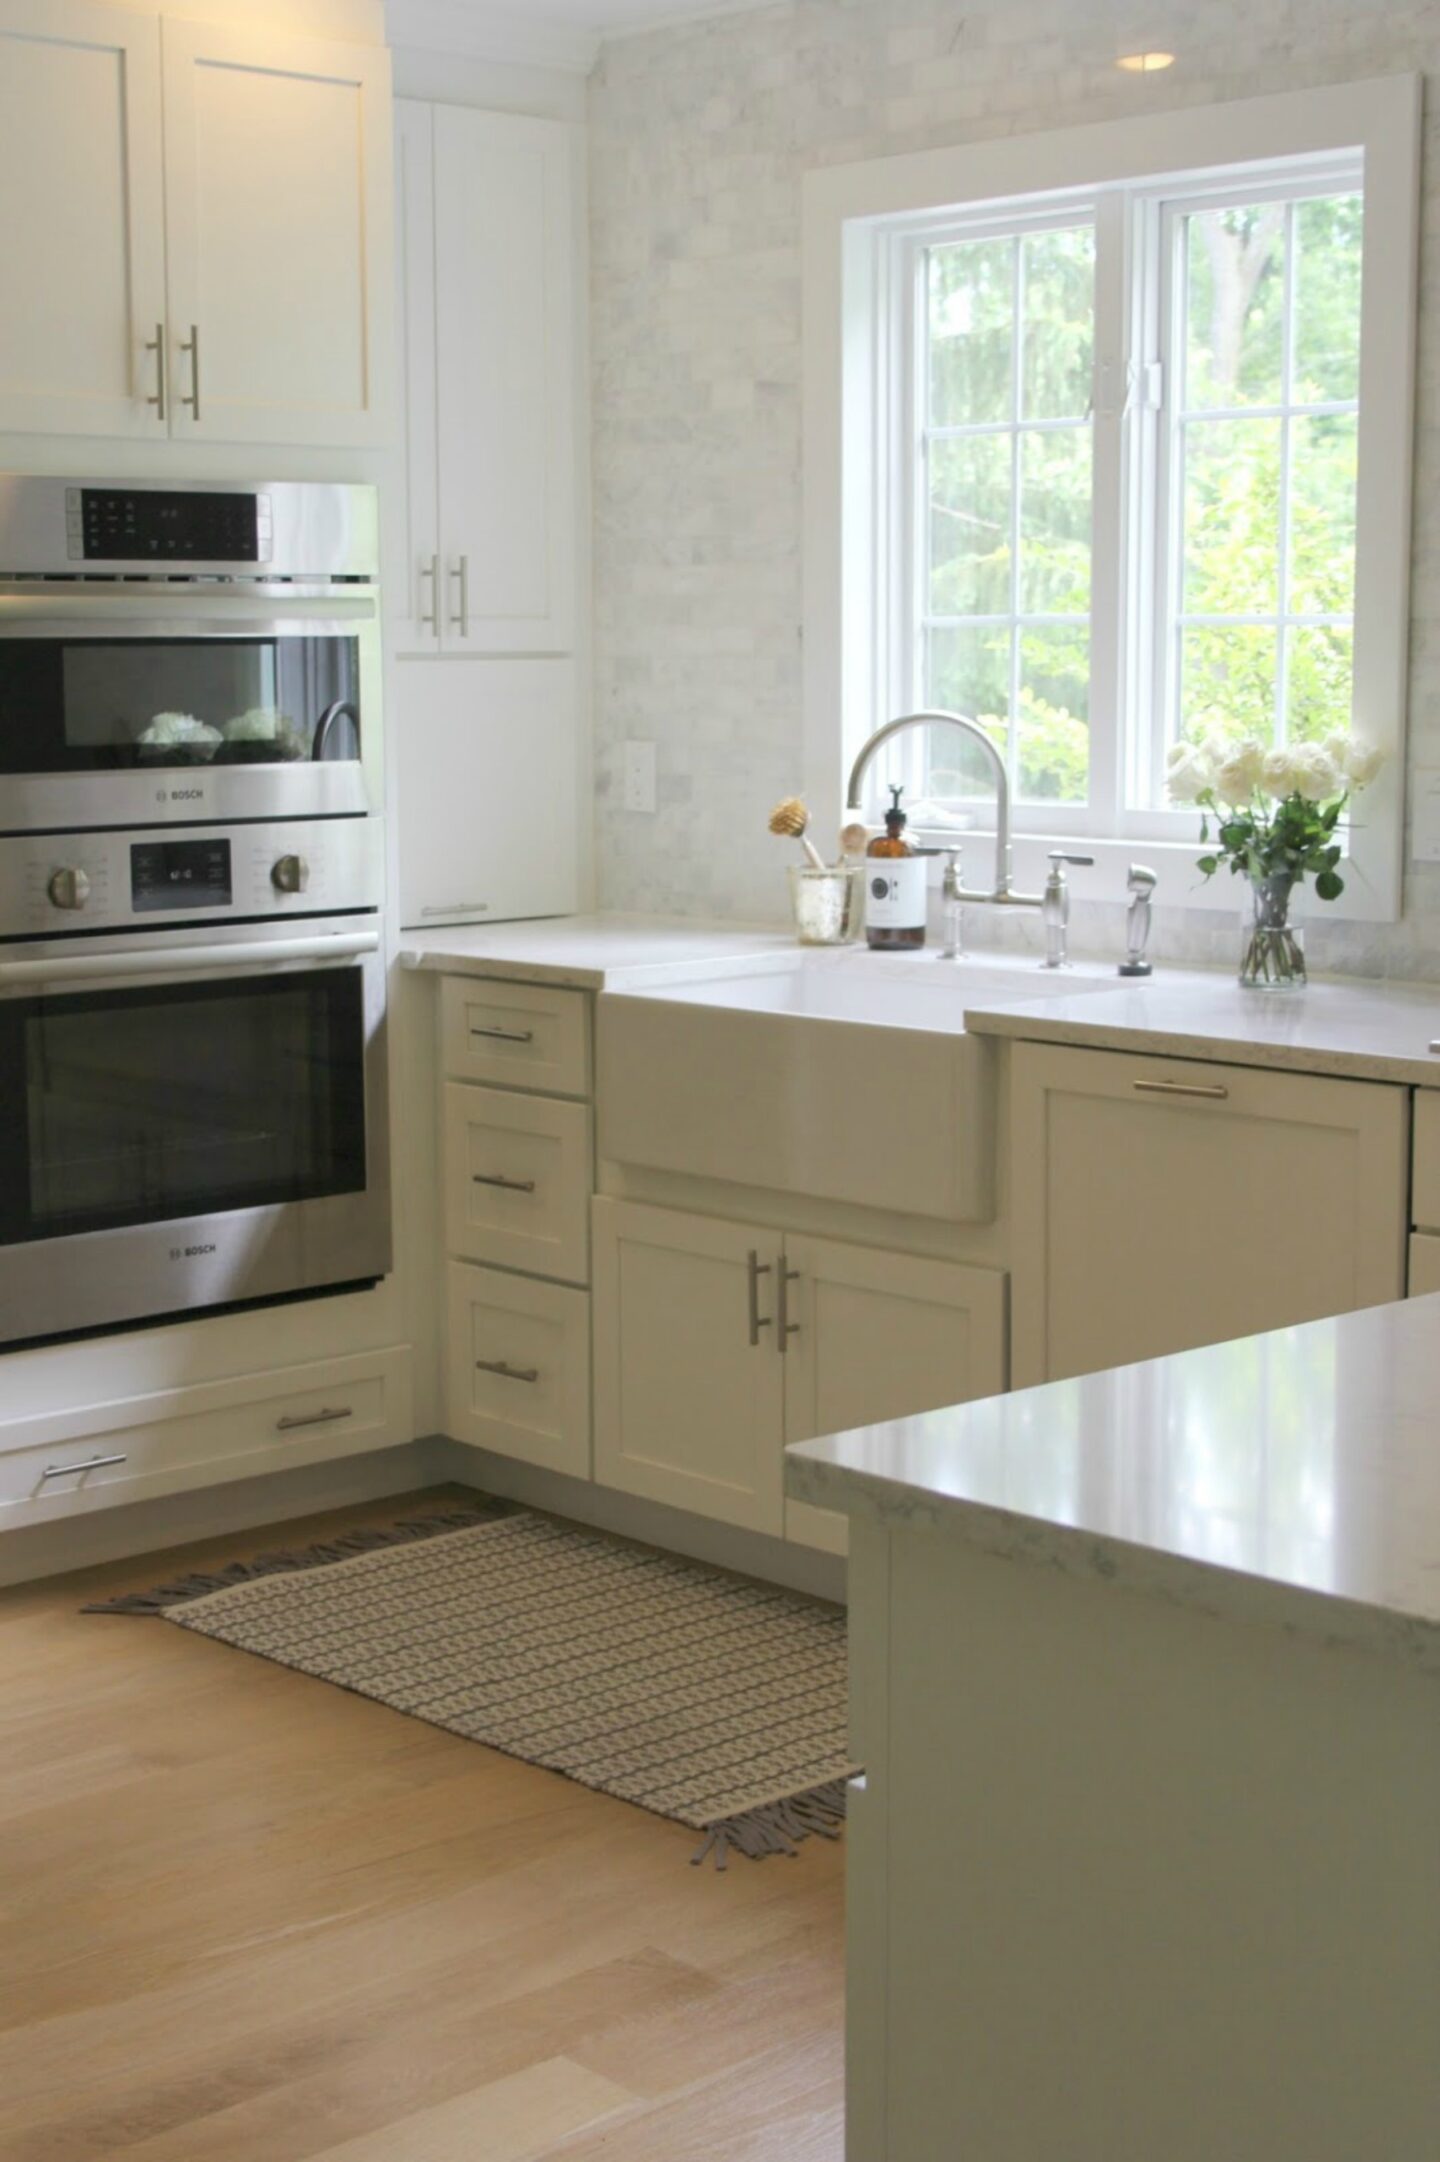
xmin=691 ymin=1776 xmax=851 ymax=1870
xmin=82 ymin=1506 xmax=509 ymax=1615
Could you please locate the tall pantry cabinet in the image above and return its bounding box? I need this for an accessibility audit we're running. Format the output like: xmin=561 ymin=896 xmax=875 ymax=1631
xmin=392 ymin=99 xmax=586 ymax=931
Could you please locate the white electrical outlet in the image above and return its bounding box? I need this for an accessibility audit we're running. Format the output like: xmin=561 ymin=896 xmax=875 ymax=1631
xmin=623 ymin=739 xmax=656 ymax=814
xmin=1413 ymin=769 xmax=1440 ymax=864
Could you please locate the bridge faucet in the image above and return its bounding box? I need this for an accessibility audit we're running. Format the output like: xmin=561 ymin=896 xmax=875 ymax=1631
xmin=845 ymin=711 xmax=1044 ymax=911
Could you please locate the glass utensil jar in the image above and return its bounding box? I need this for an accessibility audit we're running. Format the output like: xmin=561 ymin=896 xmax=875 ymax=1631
xmin=788 ymin=864 xmax=859 ymax=945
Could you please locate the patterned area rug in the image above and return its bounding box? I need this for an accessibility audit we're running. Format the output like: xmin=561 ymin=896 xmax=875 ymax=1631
xmin=90 ymin=1507 xmax=853 ymax=1866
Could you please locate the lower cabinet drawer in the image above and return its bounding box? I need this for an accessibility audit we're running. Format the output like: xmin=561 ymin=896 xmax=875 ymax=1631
xmin=0 ymin=1347 xmax=414 ymax=1527
xmin=441 ymin=975 xmax=591 ymax=1098
xmin=444 ymin=1082 xmax=592 ymax=1284
xmin=1409 ymin=1231 xmax=1440 ymax=1297
xmin=445 ymin=1261 xmax=591 ymax=1478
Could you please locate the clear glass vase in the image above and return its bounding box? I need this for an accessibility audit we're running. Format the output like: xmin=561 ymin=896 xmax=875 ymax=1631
xmin=1239 ymin=873 xmax=1306 ymax=989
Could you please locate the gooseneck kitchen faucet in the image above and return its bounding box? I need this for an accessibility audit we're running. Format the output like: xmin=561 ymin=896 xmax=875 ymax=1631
xmin=845 ymin=711 xmax=1045 ymax=912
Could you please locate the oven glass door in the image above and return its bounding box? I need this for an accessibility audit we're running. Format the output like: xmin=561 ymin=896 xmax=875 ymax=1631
xmin=0 ymin=634 xmax=361 ymax=774
xmin=0 ymin=967 xmax=367 ymax=1245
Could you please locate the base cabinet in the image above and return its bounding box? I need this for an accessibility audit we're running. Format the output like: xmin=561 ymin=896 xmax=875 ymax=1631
xmin=1010 ymin=1042 xmax=1409 ymax=1387
xmin=593 ymin=1198 xmax=1006 ymax=1549
xmin=445 ymin=1261 xmax=590 ymax=1478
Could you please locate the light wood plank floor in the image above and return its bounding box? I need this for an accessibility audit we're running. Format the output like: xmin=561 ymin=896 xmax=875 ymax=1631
xmin=0 ymin=1487 xmax=844 ymax=2161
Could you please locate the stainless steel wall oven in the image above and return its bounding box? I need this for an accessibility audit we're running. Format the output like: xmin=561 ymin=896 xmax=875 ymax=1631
xmin=0 ymin=479 xmax=390 ymax=1348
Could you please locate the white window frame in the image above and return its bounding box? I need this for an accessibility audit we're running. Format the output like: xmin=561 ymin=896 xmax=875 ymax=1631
xmin=802 ymin=76 xmax=1420 ymax=921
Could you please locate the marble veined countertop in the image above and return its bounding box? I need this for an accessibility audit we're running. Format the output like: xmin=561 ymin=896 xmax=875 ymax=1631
xmin=401 ymin=912 xmax=1440 ymax=1085
xmin=963 ymin=972 xmax=1440 ymax=1086
xmin=399 ymin=913 xmax=794 ymax=990
xmin=788 ymin=1295 xmax=1440 ymax=1671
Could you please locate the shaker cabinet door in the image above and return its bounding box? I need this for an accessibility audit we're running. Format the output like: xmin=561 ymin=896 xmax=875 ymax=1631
xmin=781 ymin=1235 xmax=1006 ymax=1555
xmin=593 ymin=1200 xmax=786 ymax=1536
xmin=392 ymin=99 xmax=442 ymax=653
xmin=0 ymin=0 xmax=167 ymax=437
xmin=1010 ymin=1042 xmax=1409 ymax=1387
xmin=160 ymin=17 xmax=393 ymax=446
xmin=432 ymin=106 xmax=577 ymax=654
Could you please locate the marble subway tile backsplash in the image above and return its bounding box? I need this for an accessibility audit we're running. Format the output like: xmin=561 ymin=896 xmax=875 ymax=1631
xmin=589 ymin=0 xmax=1440 ymax=977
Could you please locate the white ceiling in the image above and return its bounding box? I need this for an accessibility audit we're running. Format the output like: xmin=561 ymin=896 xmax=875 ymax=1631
xmin=480 ymin=0 xmax=773 ymax=35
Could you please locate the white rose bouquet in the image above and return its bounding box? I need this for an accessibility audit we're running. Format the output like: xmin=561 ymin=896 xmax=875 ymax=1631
xmin=1167 ymin=731 xmax=1384 ymax=904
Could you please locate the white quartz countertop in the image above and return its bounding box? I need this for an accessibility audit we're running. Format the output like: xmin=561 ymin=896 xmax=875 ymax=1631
xmin=401 ymin=912 xmax=1440 ymax=1085
xmin=399 ymin=913 xmax=794 ymax=990
xmin=787 ymin=1296 xmax=1440 ymax=1670
xmin=963 ymin=973 xmax=1440 ymax=1087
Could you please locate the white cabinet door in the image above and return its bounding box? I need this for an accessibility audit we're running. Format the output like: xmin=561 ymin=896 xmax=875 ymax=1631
xmin=0 ymin=0 xmax=166 ymax=436
xmin=782 ymin=1236 xmax=1007 ymax=1555
xmin=393 ymin=98 xmax=441 ymax=653
xmin=161 ymin=18 xmax=392 ymax=446
xmin=593 ymin=1199 xmax=785 ymax=1535
xmin=1011 ymin=1043 xmax=1410 ymax=1387
xmin=395 ymin=658 xmax=580 ymax=930
xmin=432 ymin=106 xmax=576 ymax=655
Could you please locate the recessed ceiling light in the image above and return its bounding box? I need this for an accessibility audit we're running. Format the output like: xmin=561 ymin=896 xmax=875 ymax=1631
xmin=1117 ymin=50 xmax=1176 ymax=72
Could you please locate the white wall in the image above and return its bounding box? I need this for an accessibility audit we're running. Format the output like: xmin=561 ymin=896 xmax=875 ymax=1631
xmin=588 ymin=0 xmax=1440 ymax=977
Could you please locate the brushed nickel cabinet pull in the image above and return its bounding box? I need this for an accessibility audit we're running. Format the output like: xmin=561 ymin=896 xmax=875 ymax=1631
xmin=276 ymin=1405 xmax=353 ymax=1433
xmin=747 ymin=1249 xmax=773 ymax=1347
xmin=179 ymin=324 xmax=201 ymax=421
xmin=419 ymin=552 xmax=439 ymax=628
xmin=145 ymin=322 xmax=166 ymax=421
xmin=476 ymin=1358 xmax=539 ymax=1384
xmin=778 ymin=1262 xmax=801 ymax=1350
xmin=470 ymin=1024 xmax=534 ymax=1045
xmin=473 ymin=1172 xmax=536 ymax=1193
xmin=421 ymin=903 xmax=490 ymax=919
xmin=451 ymin=554 xmax=470 ymax=637
xmin=1133 ymin=1079 xmax=1229 ymax=1101
xmin=41 ymin=1453 xmax=128 ymax=1481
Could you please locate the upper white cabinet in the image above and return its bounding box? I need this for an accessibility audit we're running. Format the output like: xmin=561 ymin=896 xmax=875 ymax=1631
xmin=0 ymin=1 xmax=392 ymax=447
xmin=395 ymin=99 xmax=578 ymax=656
xmin=160 ymin=18 xmax=392 ymax=446
xmin=1009 ymin=1042 xmax=1409 ymax=1387
xmin=0 ymin=1 xmax=166 ymax=436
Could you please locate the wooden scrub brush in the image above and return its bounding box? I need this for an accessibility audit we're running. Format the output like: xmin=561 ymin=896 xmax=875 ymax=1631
xmin=768 ymin=796 xmax=828 ymax=871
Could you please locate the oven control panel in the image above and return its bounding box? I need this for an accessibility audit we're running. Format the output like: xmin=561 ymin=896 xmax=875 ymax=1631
xmin=66 ymin=487 xmax=271 ymax=564
xmin=132 ymin=837 xmax=233 ymax=913
xmin=0 ymin=820 xmax=383 ymax=939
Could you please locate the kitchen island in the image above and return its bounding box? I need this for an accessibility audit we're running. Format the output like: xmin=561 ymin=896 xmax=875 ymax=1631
xmin=788 ymin=1295 xmax=1440 ymax=2161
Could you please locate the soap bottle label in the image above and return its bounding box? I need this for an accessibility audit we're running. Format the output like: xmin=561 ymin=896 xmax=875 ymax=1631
xmin=865 ymin=856 xmax=927 ymax=929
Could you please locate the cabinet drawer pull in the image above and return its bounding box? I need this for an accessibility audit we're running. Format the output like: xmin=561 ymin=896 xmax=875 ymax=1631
xmin=476 ymin=1358 xmax=539 ymax=1384
xmin=747 ymin=1249 xmax=773 ymax=1347
xmin=144 ymin=322 xmax=166 ymax=421
xmin=1133 ymin=1079 xmax=1229 ymax=1101
xmin=41 ymin=1453 xmax=128 ymax=1481
xmin=473 ymin=1172 xmax=536 ymax=1194
xmin=421 ymin=904 xmax=490 ymax=919
xmin=470 ymin=1024 xmax=535 ymax=1045
xmin=778 ymin=1262 xmax=801 ymax=1350
xmin=179 ymin=323 xmax=201 ymax=421
xmin=276 ymin=1405 xmax=353 ymax=1433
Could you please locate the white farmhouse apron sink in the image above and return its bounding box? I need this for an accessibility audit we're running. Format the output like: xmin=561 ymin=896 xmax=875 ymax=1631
xmin=597 ymin=949 xmax=1113 ymax=1223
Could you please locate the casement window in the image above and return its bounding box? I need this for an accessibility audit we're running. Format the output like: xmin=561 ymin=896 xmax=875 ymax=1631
xmin=804 ymin=79 xmax=1419 ymax=918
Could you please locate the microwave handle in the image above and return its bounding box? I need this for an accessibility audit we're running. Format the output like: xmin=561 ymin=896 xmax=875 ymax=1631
xmin=0 ymin=928 xmax=379 ymax=990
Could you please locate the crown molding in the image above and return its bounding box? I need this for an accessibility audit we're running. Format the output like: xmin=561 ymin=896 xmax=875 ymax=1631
xmin=384 ymin=0 xmax=600 ymax=74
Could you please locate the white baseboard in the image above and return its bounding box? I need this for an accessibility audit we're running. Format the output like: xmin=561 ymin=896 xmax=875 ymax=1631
xmin=4 ymin=1435 xmax=848 ymax=1606
xmin=0 ymin=1440 xmax=448 ymax=1590
xmin=429 ymin=1438 xmax=848 ymax=1604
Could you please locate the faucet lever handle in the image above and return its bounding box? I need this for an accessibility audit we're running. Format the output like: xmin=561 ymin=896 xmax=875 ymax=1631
xmin=1047 ymin=851 xmax=1095 ymax=870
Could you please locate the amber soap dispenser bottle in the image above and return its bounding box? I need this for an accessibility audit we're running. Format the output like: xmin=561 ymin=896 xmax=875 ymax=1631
xmin=865 ymin=786 xmax=927 ymax=950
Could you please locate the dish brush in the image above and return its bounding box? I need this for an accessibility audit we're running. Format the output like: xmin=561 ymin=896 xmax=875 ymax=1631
xmin=768 ymin=797 xmax=828 ymax=872
xmin=839 ymin=821 xmax=870 ymax=860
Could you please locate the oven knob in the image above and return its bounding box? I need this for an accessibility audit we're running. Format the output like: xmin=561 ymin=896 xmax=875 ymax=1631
xmin=271 ymin=854 xmax=311 ymax=895
xmin=47 ymin=866 xmax=91 ymax=911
